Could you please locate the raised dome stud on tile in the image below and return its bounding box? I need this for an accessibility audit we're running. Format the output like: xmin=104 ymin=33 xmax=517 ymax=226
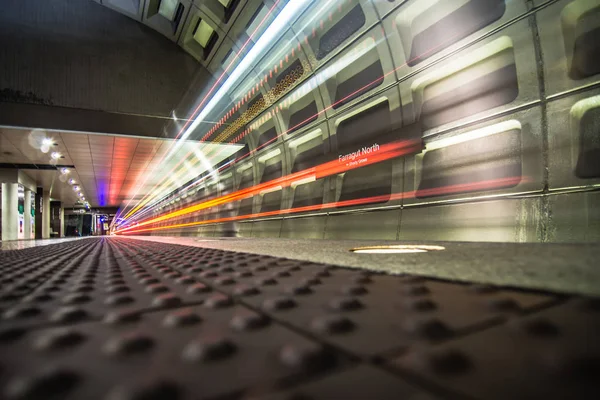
xmin=182 ymin=336 xmax=237 ymax=362
xmin=105 ymin=294 xmax=135 ymax=306
xmin=162 ymin=308 xmax=202 ymax=328
xmin=103 ymin=332 xmax=155 ymax=357
xmin=33 ymin=329 xmax=86 ymax=351
xmin=262 ymin=296 xmax=297 ymax=312
xmin=328 ymin=296 xmax=363 ymax=311
xmin=152 ymin=293 xmax=182 ymax=308
xmin=204 ymin=294 xmax=233 ymax=309
xmin=61 ymin=293 xmax=92 ymax=305
xmin=49 ymin=307 xmax=89 ymax=323
xmin=4 ymin=367 xmax=80 ymax=400
xmin=230 ymin=311 xmax=269 ymax=331
xmin=311 ymin=315 xmax=355 ymax=334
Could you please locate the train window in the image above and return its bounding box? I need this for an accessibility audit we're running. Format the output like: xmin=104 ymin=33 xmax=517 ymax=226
xmin=417 ymin=125 xmax=522 ymax=198
xmin=257 ymin=127 xmax=278 ymax=149
xmin=338 ymin=161 xmax=393 ymax=205
xmin=292 ymin=143 xmax=325 ymax=173
xmin=573 ymin=98 xmax=600 ymax=178
xmin=563 ymin=1 xmax=600 ymax=79
xmin=238 ymin=198 xmax=254 ymax=216
xmin=417 ymin=37 xmax=518 ymax=130
xmin=292 ymin=180 xmax=325 ymax=208
xmin=260 ymin=190 xmax=282 ymax=213
xmin=397 ymin=0 xmax=506 ymax=67
xmin=335 ymin=100 xmax=391 ymax=150
xmin=334 ymin=60 xmax=384 ymax=109
xmin=260 ymin=161 xmax=282 ymax=183
xmin=238 ymin=166 xmax=255 ymax=190
xmin=288 ymin=101 xmax=318 ymax=135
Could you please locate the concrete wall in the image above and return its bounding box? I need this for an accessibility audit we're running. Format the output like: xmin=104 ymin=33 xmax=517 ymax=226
xmin=0 ymin=0 xmax=204 ymax=118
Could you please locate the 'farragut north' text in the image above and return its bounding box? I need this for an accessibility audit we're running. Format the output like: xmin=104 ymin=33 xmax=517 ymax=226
xmin=338 ymin=143 xmax=380 ymax=163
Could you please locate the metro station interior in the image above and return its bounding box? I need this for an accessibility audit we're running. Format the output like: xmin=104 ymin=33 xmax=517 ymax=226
xmin=1 ymin=0 xmax=599 ymax=398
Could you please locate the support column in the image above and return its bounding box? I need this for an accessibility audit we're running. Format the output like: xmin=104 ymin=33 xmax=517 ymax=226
xmin=35 ymin=187 xmax=43 ymax=239
xmin=60 ymin=208 xmax=65 ymax=237
xmin=1 ymin=183 xmax=18 ymax=241
xmin=24 ymin=189 xmax=32 ymax=239
xmin=42 ymin=190 xmax=51 ymax=239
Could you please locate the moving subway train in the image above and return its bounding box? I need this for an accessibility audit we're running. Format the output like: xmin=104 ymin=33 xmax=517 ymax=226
xmin=108 ymin=0 xmax=600 ymax=243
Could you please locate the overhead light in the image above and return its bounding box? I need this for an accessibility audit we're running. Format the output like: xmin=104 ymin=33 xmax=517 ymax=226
xmin=61 ymin=168 xmax=70 ymax=174
xmin=51 ymin=152 xmax=62 ymax=159
xmin=350 ymin=245 xmax=446 ymax=254
xmin=73 ymin=185 xmax=80 ymax=191
xmin=42 ymin=138 xmax=54 ymax=146
xmin=78 ymin=192 xmax=83 ymax=197
xmin=69 ymin=179 xmax=76 ymax=185
xmin=82 ymin=197 xmax=86 ymax=200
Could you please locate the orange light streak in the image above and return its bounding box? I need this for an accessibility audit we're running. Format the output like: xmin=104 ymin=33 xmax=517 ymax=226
xmin=117 ymin=0 xmax=282 ymax=220
xmin=116 ymin=176 xmax=525 ymax=235
xmin=120 ymin=10 xmax=492 ymax=223
xmin=115 ymin=139 xmax=422 ymax=232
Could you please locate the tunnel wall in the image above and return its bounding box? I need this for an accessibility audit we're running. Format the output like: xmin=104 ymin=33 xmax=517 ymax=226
xmin=149 ymin=0 xmax=600 ymax=243
xmin=0 ymin=0 xmax=203 ymax=118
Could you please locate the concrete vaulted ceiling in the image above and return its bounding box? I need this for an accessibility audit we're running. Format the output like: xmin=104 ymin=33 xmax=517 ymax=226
xmin=0 ymin=0 xmax=262 ymax=208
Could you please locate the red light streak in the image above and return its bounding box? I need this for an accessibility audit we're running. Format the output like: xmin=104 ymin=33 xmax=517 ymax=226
xmin=116 ymin=176 xmax=525 ymax=235
xmin=120 ymin=11 xmax=491 ymax=223
xmin=118 ymin=0 xmax=282 ymax=219
xmin=115 ymin=139 xmax=422 ymax=233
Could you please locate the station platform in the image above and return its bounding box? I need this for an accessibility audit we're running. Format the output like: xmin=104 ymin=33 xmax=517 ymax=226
xmin=1 ymin=236 xmax=599 ymax=399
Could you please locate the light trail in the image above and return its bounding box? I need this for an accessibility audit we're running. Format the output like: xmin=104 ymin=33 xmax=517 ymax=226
xmin=123 ymin=44 xmax=393 ymax=224
xmin=117 ymin=4 xmax=497 ymax=226
xmin=114 ymin=139 xmax=423 ymax=233
xmin=117 ymin=0 xmax=285 ymax=221
xmin=115 ymin=176 xmax=524 ymax=235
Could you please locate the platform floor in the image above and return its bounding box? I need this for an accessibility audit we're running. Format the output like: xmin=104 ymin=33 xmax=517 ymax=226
xmin=0 ymin=237 xmax=598 ymax=399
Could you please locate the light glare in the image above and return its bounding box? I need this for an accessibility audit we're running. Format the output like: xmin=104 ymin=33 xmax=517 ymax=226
xmin=350 ymin=245 xmax=446 ymax=254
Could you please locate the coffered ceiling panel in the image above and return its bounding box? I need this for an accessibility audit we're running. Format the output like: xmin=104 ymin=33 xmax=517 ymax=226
xmin=1 ymin=128 xmax=242 ymax=210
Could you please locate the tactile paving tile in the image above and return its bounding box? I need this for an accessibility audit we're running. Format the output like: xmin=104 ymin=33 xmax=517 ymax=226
xmin=0 ymin=237 xmax=598 ymax=399
xmin=1 ymin=241 xmax=213 ymax=330
xmin=0 ymin=241 xmax=101 ymax=311
xmin=146 ymin=244 xmax=556 ymax=357
xmin=389 ymin=298 xmax=600 ymax=400
xmin=0 ymin=303 xmax=349 ymax=400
